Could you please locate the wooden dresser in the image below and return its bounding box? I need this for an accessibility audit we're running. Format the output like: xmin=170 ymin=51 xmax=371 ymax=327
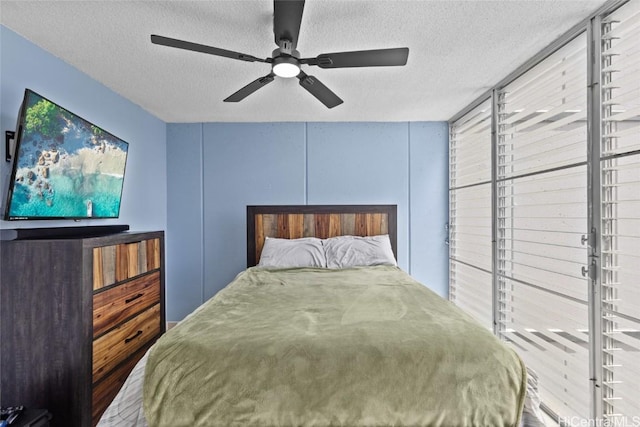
xmin=0 ymin=230 xmax=165 ymax=427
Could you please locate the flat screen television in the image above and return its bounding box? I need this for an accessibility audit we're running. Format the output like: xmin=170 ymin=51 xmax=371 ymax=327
xmin=4 ymin=89 xmax=129 ymax=220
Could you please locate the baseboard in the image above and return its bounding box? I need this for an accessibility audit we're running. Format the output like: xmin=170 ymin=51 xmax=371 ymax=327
xmin=166 ymin=321 xmax=179 ymax=330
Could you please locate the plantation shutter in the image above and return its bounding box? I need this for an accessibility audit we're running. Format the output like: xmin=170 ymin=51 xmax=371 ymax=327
xmin=600 ymin=0 xmax=640 ymax=419
xmin=449 ymin=100 xmax=493 ymax=329
xmin=496 ymin=34 xmax=590 ymax=419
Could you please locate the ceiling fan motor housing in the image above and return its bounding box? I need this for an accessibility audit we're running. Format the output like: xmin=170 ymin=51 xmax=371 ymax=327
xmin=272 ymin=47 xmax=301 ymax=78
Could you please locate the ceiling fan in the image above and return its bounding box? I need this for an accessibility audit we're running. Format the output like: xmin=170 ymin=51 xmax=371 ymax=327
xmin=150 ymin=0 xmax=409 ymax=109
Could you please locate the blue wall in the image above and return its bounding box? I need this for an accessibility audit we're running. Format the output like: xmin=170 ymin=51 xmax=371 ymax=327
xmin=167 ymin=121 xmax=448 ymax=321
xmin=0 ymin=26 xmax=167 ymax=231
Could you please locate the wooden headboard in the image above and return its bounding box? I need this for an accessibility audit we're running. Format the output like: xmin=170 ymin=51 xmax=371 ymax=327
xmin=247 ymin=205 xmax=397 ymax=267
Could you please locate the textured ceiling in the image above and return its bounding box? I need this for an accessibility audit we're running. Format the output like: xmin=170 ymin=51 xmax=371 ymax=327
xmin=1 ymin=0 xmax=606 ymax=122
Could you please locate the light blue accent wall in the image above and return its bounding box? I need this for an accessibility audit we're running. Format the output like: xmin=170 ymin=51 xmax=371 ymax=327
xmin=306 ymin=122 xmax=410 ymax=271
xmin=0 ymin=25 xmax=167 ymax=231
xmin=166 ymin=124 xmax=204 ymax=320
xmin=166 ymin=121 xmax=448 ymax=321
xmin=202 ymin=123 xmax=307 ymax=300
xmin=409 ymin=122 xmax=449 ymax=297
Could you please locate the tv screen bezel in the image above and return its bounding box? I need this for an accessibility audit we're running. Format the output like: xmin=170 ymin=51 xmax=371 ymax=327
xmin=3 ymin=89 xmax=129 ymax=221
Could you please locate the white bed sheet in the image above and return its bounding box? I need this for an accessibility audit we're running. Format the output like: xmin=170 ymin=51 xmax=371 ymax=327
xmin=97 ymin=351 xmax=149 ymax=427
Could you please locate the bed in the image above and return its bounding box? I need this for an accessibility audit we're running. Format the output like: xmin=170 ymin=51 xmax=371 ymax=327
xmin=98 ymin=205 xmax=544 ymax=427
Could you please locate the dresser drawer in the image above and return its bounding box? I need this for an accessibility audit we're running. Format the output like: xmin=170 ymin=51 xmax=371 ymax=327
xmin=93 ymin=304 xmax=161 ymax=383
xmin=92 ymin=342 xmax=153 ymax=426
xmin=93 ymin=271 xmax=160 ymax=337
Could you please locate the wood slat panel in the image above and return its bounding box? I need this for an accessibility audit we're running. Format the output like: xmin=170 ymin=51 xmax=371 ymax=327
xmin=315 ymin=214 xmax=330 ymax=239
xmin=303 ymin=214 xmax=315 ymax=237
xmin=126 ymin=243 xmax=139 ymax=278
xmin=93 ymin=249 xmax=104 ymax=290
xmin=93 ymin=246 xmax=116 ymax=290
xmin=288 ymin=214 xmax=304 ymax=239
xmin=92 ymin=304 xmax=161 ymax=383
xmin=277 ymin=214 xmax=288 ymax=238
xmin=116 ymin=244 xmax=129 ymax=282
xmin=328 ymin=214 xmax=341 ymax=238
xmin=340 ymin=213 xmax=356 ymax=235
xmin=138 ymin=240 xmax=148 ymax=274
xmin=263 ymin=214 xmax=277 ymax=237
xmin=355 ymin=213 xmax=368 ymax=236
xmin=155 ymin=238 xmax=161 ymax=269
xmin=368 ymin=213 xmax=382 ymax=236
xmin=381 ymin=214 xmax=389 ymax=234
xmin=145 ymin=239 xmax=160 ymax=271
xmin=103 ymin=246 xmax=116 ymax=287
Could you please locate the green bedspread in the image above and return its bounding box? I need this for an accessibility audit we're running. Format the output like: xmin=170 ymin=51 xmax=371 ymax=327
xmin=144 ymin=266 xmax=526 ymax=426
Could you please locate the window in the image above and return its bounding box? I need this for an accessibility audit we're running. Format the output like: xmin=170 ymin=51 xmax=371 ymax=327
xmin=448 ymin=0 xmax=640 ymax=421
xmin=449 ymin=100 xmax=493 ymax=330
xmin=496 ymin=34 xmax=590 ymax=419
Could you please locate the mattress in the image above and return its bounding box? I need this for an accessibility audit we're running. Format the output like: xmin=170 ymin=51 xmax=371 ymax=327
xmin=100 ymin=266 xmax=533 ymax=426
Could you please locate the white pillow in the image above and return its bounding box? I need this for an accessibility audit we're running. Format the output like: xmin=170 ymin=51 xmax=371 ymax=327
xmin=323 ymin=234 xmax=397 ymax=269
xmin=258 ymin=237 xmax=327 ymax=268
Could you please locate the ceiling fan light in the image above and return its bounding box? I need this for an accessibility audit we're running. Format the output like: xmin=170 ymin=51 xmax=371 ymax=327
xmin=272 ymin=57 xmax=300 ymax=78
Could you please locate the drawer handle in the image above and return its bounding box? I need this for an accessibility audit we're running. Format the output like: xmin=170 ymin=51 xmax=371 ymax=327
xmin=125 ymin=293 xmax=144 ymax=304
xmin=124 ymin=330 xmax=143 ymax=344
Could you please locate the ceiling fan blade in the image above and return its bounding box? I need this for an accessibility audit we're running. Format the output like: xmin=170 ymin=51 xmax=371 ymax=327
xmin=297 ymin=71 xmax=343 ymax=109
xmin=273 ymin=0 xmax=305 ymax=49
xmin=302 ymin=47 xmax=409 ymax=68
xmin=224 ymin=73 xmax=275 ymax=103
xmin=151 ymin=35 xmax=268 ymax=63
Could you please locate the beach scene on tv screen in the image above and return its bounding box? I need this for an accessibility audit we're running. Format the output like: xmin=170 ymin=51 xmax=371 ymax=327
xmin=7 ymin=91 xmax=128 ymax=219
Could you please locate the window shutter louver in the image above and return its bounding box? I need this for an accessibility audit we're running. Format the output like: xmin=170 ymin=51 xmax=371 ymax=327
xmin=449 ymin=100 xmax=493 ymax=330
xmin=600 ymin=0 xmax=640 ymax=419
